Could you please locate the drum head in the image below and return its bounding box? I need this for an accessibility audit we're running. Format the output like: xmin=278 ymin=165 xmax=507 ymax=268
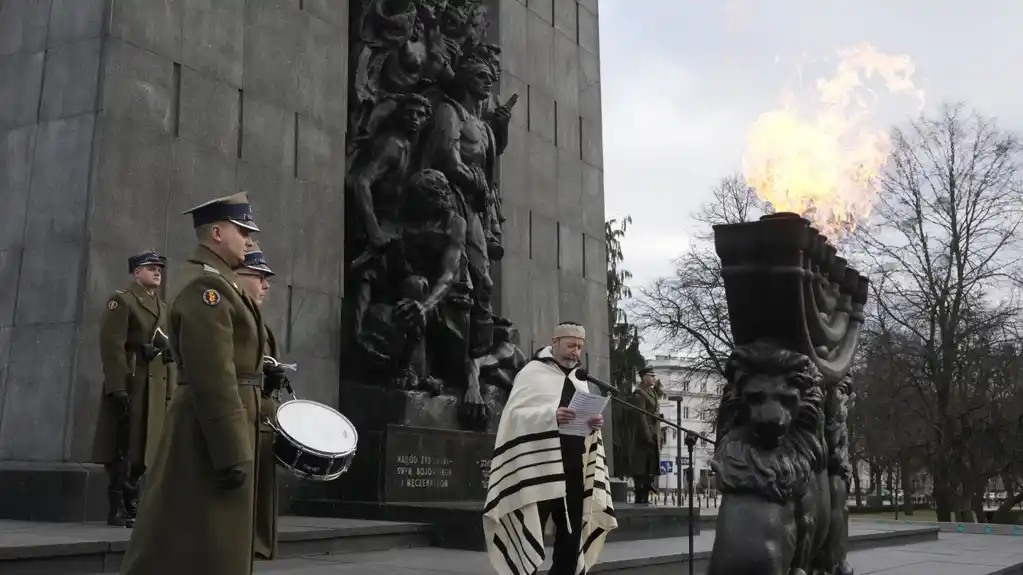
xmin=276 ymin=400 xmax=358 ymax=456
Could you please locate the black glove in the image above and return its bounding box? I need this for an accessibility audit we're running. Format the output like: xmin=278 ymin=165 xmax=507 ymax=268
xmin=263 ymin=364 xmax=290 ymax=396
xmin=140 ymin=344 xmax=158 ymax=362
xmin=217 ymin=465 xmax=248 ymax=490
xmin=110 ymin=390 xmax=130 ymax=415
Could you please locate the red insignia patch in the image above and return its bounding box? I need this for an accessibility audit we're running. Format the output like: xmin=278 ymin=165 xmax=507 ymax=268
xmin=202 ymin=289 xmax=221 ymax=306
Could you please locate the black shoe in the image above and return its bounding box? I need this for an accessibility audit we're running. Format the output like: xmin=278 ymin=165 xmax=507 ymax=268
xmin=107 ymin=490 xmax=133 ymax=528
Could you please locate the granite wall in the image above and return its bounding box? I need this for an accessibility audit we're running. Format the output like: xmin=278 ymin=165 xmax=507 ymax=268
xmin=494 ymin=0 xmax=608 ymax=380
xmin=0 ymin=0 xmax=349 ymax=521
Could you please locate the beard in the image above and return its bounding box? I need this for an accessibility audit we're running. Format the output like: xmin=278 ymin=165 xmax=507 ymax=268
xmin=711 ymin=425 xmax=825 ymax=504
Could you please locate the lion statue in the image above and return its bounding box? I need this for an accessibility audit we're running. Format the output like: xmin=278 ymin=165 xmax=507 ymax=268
xmin=706 ymin=340 xmax=853 ymax=575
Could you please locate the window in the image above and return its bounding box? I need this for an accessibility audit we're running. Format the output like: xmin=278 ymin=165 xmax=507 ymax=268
xmin=683 ymin=407 xmax=689 ymax=419
xmin=700 ymin=380 xmax=707 ymax=393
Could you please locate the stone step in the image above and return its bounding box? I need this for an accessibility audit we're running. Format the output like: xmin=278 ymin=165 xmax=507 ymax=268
xmin=0 ymin=516 xmax=430 ymax=575
xmin=289 ymin=500 xmax=706 ymax=550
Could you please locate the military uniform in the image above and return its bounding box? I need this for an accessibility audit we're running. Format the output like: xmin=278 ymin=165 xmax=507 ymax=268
xmin=120 ymin=194 xmax=268 ymax=575
xmin=92 ymin=250 xmax=176 ymax=527
xmin=237 ymin=247 xmax=283 ymax=560
xmin=630 ymin=367 xmax=661 ymax=504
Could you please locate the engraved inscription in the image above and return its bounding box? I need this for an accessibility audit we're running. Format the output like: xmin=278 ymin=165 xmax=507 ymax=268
xmin=478 ymin=458 xmax=492 ymax=486
xmin=394 ymin=454 xmax=455 ymax=489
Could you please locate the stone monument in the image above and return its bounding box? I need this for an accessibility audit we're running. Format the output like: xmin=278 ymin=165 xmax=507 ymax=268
xmin=708 ymin=213 xmax=863 ymax=575
xmin=0 ymin=0 xmax=608 ymax=520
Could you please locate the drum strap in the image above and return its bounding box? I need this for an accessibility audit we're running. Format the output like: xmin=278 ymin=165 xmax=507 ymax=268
xmin=178 ymin=374 xmax=263 ymax=387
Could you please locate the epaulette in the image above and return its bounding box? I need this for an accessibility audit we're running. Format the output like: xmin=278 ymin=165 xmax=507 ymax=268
xmin=115 ymin=290 xmax=125 ymax=294
xmin=202 ymin=264 xmax=221 ymax=275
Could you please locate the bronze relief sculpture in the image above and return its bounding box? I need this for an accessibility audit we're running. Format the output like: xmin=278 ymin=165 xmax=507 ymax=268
xmin=708 ymin=213 xmax=863 ymax=575
xmin=344 ymin=0 xmax=522 ymax=432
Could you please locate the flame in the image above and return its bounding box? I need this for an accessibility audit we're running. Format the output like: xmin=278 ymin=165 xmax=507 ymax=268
xmin=743 ymin=43 xmax=925 ymax=238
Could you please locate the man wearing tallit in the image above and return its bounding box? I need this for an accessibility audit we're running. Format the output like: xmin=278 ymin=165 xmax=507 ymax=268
xmin=483 ymin=321 xmax=617 ymax=575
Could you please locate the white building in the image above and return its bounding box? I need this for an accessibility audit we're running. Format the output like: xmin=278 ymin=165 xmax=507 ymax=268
xmin=646 ymin=355 xmax=723 ymax=493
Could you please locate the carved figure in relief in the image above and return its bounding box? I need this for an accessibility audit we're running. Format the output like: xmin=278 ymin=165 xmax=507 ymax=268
xmin=345 ymin=0 xmax=522 ymax=432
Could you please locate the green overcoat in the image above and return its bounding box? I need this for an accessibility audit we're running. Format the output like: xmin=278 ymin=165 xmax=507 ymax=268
xmin=92 ymin=282 xmax=176 ymax=468
xmin=119 ymin=246 xmax=267 ymax=575
xmin=254 ymin=325 xmax=281 ymax=560
xmin=627 ymin=386 xmax=662 ymax=477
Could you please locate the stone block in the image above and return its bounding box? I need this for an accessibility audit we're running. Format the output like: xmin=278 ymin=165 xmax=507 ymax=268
xmin=585 ymin=278 xmax=609 ymax=342
xmin=553 ymin=0 xmax=577 ymax=42
xmin=298 ymin=13 xmax=348 ymax=130
xmin=39 ymin=38 xmax=102 ymax=121
xmin=498 ymin=121 xmax=528 ymax=205
xmin=260 ymin=281 xmax=288 ymax=338
xmin=556 ymin=149 xmax=582 ymax=223
xmin=303 ymin=0 xmax=348 ymax=28
xmin=296 ymin=114 xmax=345 ymax=189
xmin=527 ymin=133 xmax=557 ymax=217
xmin=290 ymin=180 xmax=344 ymax=294
xmin=24 ymin=113 xmax=94 ymax=245
xmin=580 ymin=116 xmax=602 ymax=169
xmin=236 ymin=161 xmax=295 ymax=278
xmin=529 ymin=211 xmax=558 ymax=269
xmin=0 ymin=125 xmax=36 ymax=251
xmin=244 ymin=0 xmax=304 ymax=107
xmin=0 ymin=250 xmax=20 ymax=327
xmin=579 ymin=0 xmax=598 ymax=16
xmin=0 ymin=326 xmax=9 ymax=386
xmin=0 ymin=322 xmax=75 ymax=461
xmin=578 ymin=32 xmax=601 ymax=123
xmin=47 ymin=0 xmax=105 ymax=48
xmin=584 ymin=232 xmax=605 ymax=284
xmin=100 ymin=37 xmax=175 ymax=133
xmin=286 ymin=354 xmax=338 ymax=408
xmin=498 ymin=0 xmax=527 ymax=82
xmin=526 ymin=10 xmax=553 ymax=91
xmin=527 ymin=0 xmax=553 ymax=24
xmin=0 ymin=51 xmax=44 ymax=130
xmin=499 ymin=72 xmax=528 ymax=132
xmin=14 ymin=243 xmax=83 ymax=325
xmin=499 ymin=200 xmax=530 ymax=258
xmin=558 ymin=222 xmax=583 ymax=275
xmin=88 ymin=115 xmax=171 ymax=249
xmin=108 ymin=0 xmax=182 ymax=60
xmin=497 ymin=253 xmax=533 ymax=340
xmin=79 ymin=243 xmax=134 ymax=327
xmin=287 ymin=287 xmax=341 ymax=360
xmin=581 ymin=162 xmax=603 ymax=236
xmin=529 ymin=262 xmax=560 ymax=344
xmin=181 ymin=0 xmax=245 ymax=88
xmin=179 ymin=67 xmax=241 ymax=157
xmin=67 ymin=320 xmax=102 ymax=461
xmin=165 ymin=137 xmax=239 ymax=259
xmin=241 ymin=93 xmax=296 ymax=175
xmin=586 ymin=352 xmax=610 ymax=382
xmin=558 ymin=270 xmax=585 ymax=322
xmin=553 ymin=30 xmax=579 ymax=109
xmin=577 ymin=2 xmax=599 ymax=56
xmin=556 ymin=103 xmax=580 ymax=157
xmin=0 ymin=0 xmax=50 ymax=55
xmin=528 ymin=86 xmax=555 ymax=144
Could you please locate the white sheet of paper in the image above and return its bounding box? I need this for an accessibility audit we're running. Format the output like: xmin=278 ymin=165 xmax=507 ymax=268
xmin=558 ymin=390 xmax=610 ymax=437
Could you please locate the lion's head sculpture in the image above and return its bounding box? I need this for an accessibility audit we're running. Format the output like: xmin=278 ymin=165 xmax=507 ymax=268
xmin=710 ymin=340 xmax=827 ymax=503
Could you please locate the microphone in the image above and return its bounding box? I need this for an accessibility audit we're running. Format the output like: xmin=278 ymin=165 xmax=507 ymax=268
xmin=574 ymin=368 xmax=619 ymax=395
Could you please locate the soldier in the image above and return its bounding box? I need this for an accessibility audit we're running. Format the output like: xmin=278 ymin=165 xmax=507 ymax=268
xmin=119 ymin=192 xmax=265 ymax=575
xmin=93 ymin=250 xmax=176 ymax=528
xmin=233 ymin=244 xmax=289 ymax=560
xmin=630 ymin=366 xmax=662 ymax=504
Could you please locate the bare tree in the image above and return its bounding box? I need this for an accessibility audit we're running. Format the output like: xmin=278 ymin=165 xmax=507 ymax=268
xmin=856 ymin=102 xmax=1023 ymax=521
xmin=632 ymin=174 xmax=769 ymax=379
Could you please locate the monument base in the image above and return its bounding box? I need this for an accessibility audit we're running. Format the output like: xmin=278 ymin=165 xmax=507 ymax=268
xmin=338 ymin=381 xmax=506 ymax=434
xmin=0 ymin=462 xmax=107 ymax=522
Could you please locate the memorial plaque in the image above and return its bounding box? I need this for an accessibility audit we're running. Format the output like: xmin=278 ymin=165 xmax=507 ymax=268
xmin=382 ymin=425 xmax=493 ymax=502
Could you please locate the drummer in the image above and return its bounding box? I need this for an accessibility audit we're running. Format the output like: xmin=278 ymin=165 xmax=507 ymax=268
xmin=119 ymin=192 xmax=267 ymax=575
xmin=234 ymin=243 xmax=286 ymax=560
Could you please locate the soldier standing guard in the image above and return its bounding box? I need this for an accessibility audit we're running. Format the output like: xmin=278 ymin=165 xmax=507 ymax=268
xmin=119 ymin=192 xmax=267 ymax=575
xmin=233 ymin=243 xmax=289 ymax=560
xmin=92 ymin=250 xmax=176 ymax=528
xmin=630 ymin=366 xmax=662 ymax=504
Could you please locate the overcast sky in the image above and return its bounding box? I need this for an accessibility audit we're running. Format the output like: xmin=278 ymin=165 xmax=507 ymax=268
xmin=599 ymin=0 xmax=1023 ymax=289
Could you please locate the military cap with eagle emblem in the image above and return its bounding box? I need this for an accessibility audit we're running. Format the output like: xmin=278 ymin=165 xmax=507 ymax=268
xmin=239 ymin=241 xmax=275 ymax=277
xmin=127 ymin=250 xmax=167 ymax=274
xmin=182 ymin=192 xmax=260 ymax=232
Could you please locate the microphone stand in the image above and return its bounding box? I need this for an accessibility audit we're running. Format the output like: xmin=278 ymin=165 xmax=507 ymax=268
xmin=595 ymin=388 xmax=714 ymax=575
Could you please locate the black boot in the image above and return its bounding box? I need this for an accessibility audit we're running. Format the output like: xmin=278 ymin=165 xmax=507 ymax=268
xmin=107 ymin=490 xmax=134 ymax=528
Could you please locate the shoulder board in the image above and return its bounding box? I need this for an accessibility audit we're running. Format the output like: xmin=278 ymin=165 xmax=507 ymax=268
xmin=115 ymin=290 xmax=125 ymax=294
xmin=202 ymin=264 xmax=222 ymax=275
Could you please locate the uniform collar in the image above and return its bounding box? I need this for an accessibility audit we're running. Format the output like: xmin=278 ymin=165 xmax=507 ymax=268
xmin=190 ymin=245 xmax=238 ymax=278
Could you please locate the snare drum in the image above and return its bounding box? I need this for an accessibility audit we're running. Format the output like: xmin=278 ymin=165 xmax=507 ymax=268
xmin=269 ymin=400 xmax=358 ymax=481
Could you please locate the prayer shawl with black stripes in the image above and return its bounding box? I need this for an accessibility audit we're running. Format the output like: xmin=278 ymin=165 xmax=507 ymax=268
xmin=483 ymin=349 xmax=617 ymax=575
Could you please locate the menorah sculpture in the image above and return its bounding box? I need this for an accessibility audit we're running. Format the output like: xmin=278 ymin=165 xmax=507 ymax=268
xmin=708 ymin=212 xmax=866 ymax=575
